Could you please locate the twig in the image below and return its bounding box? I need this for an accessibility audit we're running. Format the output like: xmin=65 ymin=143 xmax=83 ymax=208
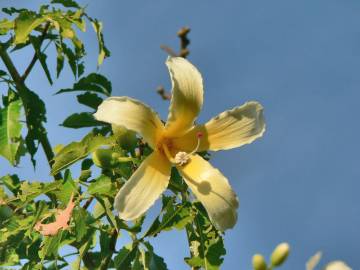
xmin=177 ymin=27 xmax=190 ymax=58
xmin=157 ymin=26 xmax=191 ymax=100
xmin=82 ymin=197 xmax=94 ymax=210
xmin=156 ymin=86 xmax=171 ymax=100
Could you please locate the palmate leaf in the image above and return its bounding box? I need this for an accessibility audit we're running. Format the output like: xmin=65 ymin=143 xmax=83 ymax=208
xmin=0 ymin=100 xmax=23 ymax=165
xmin=51 ymin=131 xmax=114 ymax=175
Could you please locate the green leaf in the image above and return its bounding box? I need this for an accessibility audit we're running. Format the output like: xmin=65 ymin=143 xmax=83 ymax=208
xmin=61 ymin=112 xmax=101 ymax=129
xmin=144 ymin=196 xmax=193 ymax=237
xmin=2 ymin=7 xmax=27 ymax=16
xmin=83 ymin=252 xmax=104 ymax=269
xmin=0 ymin=19 xmax=14 ymax=35
xmin=73 ymin=208 xmax=89 ymax=242
xmin=89 ymin=18 xmax=110 ymax=66
xmin=30 ymin=36 xmax=53 ymax=85
xmin=55 ymin=42 xmax=64 ymax=78
xmin=114 ymin=244 xmax=138 ymax=270
xmin=0 ymin=100 xmax=23 ymax=165
xmin=51 ymin=131 xmax=114 ymax=175
xmin=56 ymin=73 xmax=112 ymax=96
xmin=51 ymin=0 xmax=80 ymax=9
xmin=0 ymin=174 xmax=20 ymax=195
xmin=79 ymin=169 xmax=91 ymax=181
xmin=77 ymin=92 xmax=103 ymax=109
xmin=22 ymin=88 xmax=47 ymax=167
xmin=184 ymin=202 xmax=226 ymax=270
xmin=88 ymin=175 xmax=116 ymax=196
xmin=0 ymin=248 xmax=19 ymax=266
xmin=0 ymin=205 xmax=13 ymax=224
xmin=142 ymin=242 xmax=168 ymax=270
xmin=38 ymin=232 xmax=63 ymax=260
xmin=0 ymin=70 xmax=7 ymax=77
xmin=49 ymin=170 xmax=77 ymax=205
xmin=18 ymin=181 xmax=62 ymax=205
xmin=14 ymin=11 xmax=46 ymax=44
xmin=94 ymin=196 xmax=118 ymax=231
xmin=71 ymin=228 xmax=97 ymax=269
xmin=62 ymin=43 xmax=77 ymax=77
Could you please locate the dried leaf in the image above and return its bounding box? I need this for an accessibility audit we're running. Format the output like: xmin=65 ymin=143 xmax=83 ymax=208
xmin=35 ymin=193 xmax=75 ymax=236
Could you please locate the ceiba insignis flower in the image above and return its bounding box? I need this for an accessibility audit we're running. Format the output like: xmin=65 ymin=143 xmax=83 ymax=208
xmin=94 ymin=57 xmax=265 ymax=231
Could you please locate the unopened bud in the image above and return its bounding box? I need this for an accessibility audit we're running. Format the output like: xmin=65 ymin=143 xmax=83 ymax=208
xmin=92 ymin=148 xmax=119 ymax=168
xmin=270 ymin=242 xmax=290 ymax=267
xmin=252 ymin=254 xmax=267 ymax=270
xmin=112 ymin=125 xmax=138 ymax=151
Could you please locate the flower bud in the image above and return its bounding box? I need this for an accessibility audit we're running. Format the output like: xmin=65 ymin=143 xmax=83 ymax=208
xmin=252 ymin=254 xmax=267 ymax=270
xmin=270 ymin=242 xmax=290 ymax=267
xmin=112 ymin=125 xmax=138 ymax=150
xmin=92 ymin=148 xmax=120 ymax=168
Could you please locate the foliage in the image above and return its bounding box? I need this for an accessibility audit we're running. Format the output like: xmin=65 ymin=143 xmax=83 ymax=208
xmin=0 ymin=1 xmax=350 ymax=270
xmin=0 ymin=1 xmax=227 ymax=269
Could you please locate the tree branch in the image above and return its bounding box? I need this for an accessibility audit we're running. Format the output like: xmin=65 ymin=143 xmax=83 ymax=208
xmin=0 ymin=42 xmax=61 ymax=180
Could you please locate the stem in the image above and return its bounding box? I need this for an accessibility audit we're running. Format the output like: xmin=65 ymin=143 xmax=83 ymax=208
xmin=82 ymin=196 xmax=94 ymax=210
xmin=21 ymin=22 xmax=51 ymax=82
xmin=0 ymin=43 xmax=61 ymax=180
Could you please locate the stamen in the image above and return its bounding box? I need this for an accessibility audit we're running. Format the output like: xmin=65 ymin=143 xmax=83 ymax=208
xmin=162 ymin=132 xmax=203 ymax=166
xmin=189 ymin=132 xmax=203 ymax=155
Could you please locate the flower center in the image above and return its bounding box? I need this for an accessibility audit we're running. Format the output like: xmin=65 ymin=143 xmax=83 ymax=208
xmin=162 ymin=132 xmax=203 ymax=166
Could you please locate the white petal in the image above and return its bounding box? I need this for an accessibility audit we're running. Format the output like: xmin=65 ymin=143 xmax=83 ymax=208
xmin=94 ymin=96 xmax=164 ymax=149
xmin=325 ymin=261 xmax=352 ymax=270
xmin=177 ymin=154 xmax=239 ymax=231
xmin=114 ymin=151 xmax=171 ymax=220
xmin=164 ymin=57 xmax=204 ymax=137
xmin=173 ymin=101 xmax=265 ymax=152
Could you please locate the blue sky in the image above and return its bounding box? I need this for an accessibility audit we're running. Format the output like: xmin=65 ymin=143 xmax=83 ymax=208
xmin=1 ymin=0 xmax=360 ymax=269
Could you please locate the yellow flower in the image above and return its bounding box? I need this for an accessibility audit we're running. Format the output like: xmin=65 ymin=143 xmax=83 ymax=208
xmin=94 ymin=57 xmax=265 ymax=231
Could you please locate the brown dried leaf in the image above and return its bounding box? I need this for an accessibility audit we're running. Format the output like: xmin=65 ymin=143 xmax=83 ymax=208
xmin=35 ymin=193 xmax=75 ymax=236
